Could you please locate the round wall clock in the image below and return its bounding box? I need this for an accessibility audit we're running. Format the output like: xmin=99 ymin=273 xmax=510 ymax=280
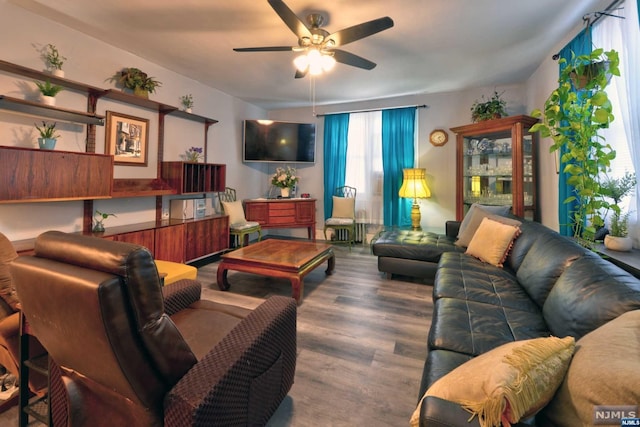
xmin=430 ymin=129 xmax=449 ymax=147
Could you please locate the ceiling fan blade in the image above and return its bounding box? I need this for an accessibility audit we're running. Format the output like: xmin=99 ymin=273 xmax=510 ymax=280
xmin=332 ymin=49 xmax=376 ymax=70
xmin=294 ymin=68 xmax=308 ymax=79
xmin=233 ymin=46 xmax=295 ymax=52
xmin=326 ymin=17 xmax=394 ymax=47
xmin=268 ymin=0 xmax=312 ymax=40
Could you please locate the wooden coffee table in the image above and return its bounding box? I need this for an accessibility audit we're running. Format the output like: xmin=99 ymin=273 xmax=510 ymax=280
xmin=217 ymin=239 xmax=335 ymax=304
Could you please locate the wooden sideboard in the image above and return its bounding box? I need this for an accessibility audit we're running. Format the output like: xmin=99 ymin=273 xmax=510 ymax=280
xmin=244 ymin=198 xmax=316 ymax=241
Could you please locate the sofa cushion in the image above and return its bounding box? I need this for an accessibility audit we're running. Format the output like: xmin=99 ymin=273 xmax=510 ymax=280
xmin=514 ymin=228 xmax=587 ymax=308
xmin=221 ymin=200 xmax=247 ymax=225
xmin=543 ymin=251 xmax=640 ymax=340
xmin=435 ymin=253 xmax=539 ymax=313
xmin=331 ymin=195 xmax=355 ymax=218
xmin=465 ymin=217 xmax=521 ymax=267
xmin=455 ymin=204 xmax=514 ymax=247
xmin=372 ymin=230 xmax=463 ymax=263
xmin=428 ymin=297 xmax=550 ymax=357
xmin=456 ymin=206 xmax=521 ymax=248
xmin=412 ymin=336 xmax=575 ymax=427
xmin=540 ymin=310 xmax=640 ymax=427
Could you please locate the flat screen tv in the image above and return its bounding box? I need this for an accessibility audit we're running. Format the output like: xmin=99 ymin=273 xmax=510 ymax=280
xmin=243 ymin=120 xmax=316 ymax=163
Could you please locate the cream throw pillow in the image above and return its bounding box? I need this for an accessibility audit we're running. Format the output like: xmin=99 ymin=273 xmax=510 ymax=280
xmin=540 ymin=310 xmax=640 ymax=426
xmin=410 ymin=336 xmax=575 ymax=427
xmin=221 ymin=200 xmax=247 ymax=225
xmin=456 ymin=206 xmax=521 ymax=247
xmin=331 ymin=196 xmax=355 ymax=218
xmin=465 ymin=217 xmax=521 ymax=267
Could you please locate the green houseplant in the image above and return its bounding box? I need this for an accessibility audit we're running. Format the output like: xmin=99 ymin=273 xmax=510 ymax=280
xmin=601 ymin=171 xmax=636 ymax=251
xmin=180 ymin=94 xmax=194 ymax=112
xmin=530 ymin=48 xmax=620 ymax=244
xmin=110 ymin=67 xmax=162 ymax=98
xmin=470 ymin=91 xmax=507 ymax=122
xmin=34 ymin=121 xmax=60 ymax=150
xmin=42 ymin=44 xmax=66 ymax=77
xmin=35 ymin=80 xmax=64 ymax=106
xmin=93 ymin=210 xmax=117 ymax=233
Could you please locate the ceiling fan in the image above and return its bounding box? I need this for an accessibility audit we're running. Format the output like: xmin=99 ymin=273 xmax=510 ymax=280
xmin=233 ymin=0 xmax=394 ymax=78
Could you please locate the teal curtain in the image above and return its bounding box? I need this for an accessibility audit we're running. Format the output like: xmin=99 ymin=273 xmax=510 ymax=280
xmin=323 ymin=113 xmax=350 ymax=219
xmin=557 ymin=29 xmax=592 ymax=236
xmin=381 ymin=107 xmax=416 ymax=227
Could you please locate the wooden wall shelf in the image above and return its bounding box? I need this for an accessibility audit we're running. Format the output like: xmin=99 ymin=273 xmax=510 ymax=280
xmin=111 ymin=178 xmax=176 ymax=198
xmin=0 ymin=95 xmax=105 ymax=125
xmin=162 ymin=162 xmax=226 ymax=194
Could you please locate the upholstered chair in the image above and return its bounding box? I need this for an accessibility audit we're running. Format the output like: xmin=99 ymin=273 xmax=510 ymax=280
xmin=0 ymin=233 xmax=46 ymax=411
xmin=218 ymin=187 xmax=262 ymax=248
xmin=11 ymin=231 xmax=296 ymax=426
xmin=324 ymin=186 xmax=357 ymax=250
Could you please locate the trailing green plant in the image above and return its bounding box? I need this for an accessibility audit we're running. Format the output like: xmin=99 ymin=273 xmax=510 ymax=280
xmin=109 ymin=67 xmax=162 ymax=93
xmin=35 ymin=80 xmax=64 ymax=97
xmin=42 ymin=43 xmax=66 ymax=70
xmin=34 ymin=121 xmax=60 ymax=139
xmin=530 ymin=48 xmax=620 ymax=242
xmin=470 ymin=90 xmax=507 ymax=122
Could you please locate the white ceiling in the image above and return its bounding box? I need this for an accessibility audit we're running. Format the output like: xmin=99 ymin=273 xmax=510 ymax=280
xmin=10 ymin=0 xmax=610 ymax=110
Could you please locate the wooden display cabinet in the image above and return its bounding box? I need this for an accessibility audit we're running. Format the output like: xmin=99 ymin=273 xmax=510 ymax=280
xmin=185 ymin=215 xmax=229 ymax=261
xmin=451 ymin=115 xmax=539 ymax=221
xmin=162 ymin=162 xmax=226 ymax=194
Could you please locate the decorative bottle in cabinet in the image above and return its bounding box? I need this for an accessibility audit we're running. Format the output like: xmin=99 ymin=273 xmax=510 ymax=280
xmin=451 ymin=115 xmax=539 ymax=221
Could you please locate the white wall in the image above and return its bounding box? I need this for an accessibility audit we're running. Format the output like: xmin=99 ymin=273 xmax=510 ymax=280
xmin=0 ymin=1 xmax=267 ymax=241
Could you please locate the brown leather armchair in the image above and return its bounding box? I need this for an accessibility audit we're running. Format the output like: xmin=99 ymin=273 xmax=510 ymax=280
xmin=11 ymin=231 xmax=297 ymax=426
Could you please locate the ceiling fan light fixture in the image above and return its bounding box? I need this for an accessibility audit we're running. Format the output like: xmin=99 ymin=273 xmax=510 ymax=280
xmin=293 ymin=54 xmax=310 ymax=72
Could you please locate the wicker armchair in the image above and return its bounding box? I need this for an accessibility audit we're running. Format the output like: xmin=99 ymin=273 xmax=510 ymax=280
xmin=11 ymin=231 xmax=296 ymax=426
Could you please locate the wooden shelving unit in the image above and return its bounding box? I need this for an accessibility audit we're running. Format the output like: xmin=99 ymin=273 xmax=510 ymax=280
xmin=0 ymin=96 xmax=104 ymax=125
xmin=161 ymin=162 xmax=226 ymax=194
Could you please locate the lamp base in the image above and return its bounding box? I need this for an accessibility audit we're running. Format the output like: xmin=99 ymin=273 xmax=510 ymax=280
xmin=410 ymin=203 xmax=422 ymax=231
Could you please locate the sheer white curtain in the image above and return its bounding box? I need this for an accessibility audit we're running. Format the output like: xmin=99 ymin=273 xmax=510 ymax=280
xmin=345 ymin=111 xmax=384 ymax=224
xmin=592 ymin=1 xmax=640 ymax=244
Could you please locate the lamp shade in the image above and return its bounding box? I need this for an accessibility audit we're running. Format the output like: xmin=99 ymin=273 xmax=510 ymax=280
xmin=398 ymin=168 xmax=431 ymax=199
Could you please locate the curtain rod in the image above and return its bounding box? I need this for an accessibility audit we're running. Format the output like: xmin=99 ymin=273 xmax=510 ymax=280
xmin=551 ymin=0 xmax=625 ymax=60
xmin=315 ymin=104 xmax=428 ymax=117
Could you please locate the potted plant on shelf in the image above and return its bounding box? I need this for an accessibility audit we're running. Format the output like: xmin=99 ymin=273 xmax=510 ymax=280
xmin=530 ymin=47 xmax=620 ymax=245
xmin=470 ymin=90 xmax=507 ymax=122
xmin=271 ymin=166 xmax=298 ymax=198
xmin=35 ymin=80 xmax=64 ymax=106
xmin=183 ymin=146 xmax=203 ymax=162
xmin=41 ymin=44 xmax=66 ymax=78
xmin=109 ymin=67 xmax=162 ymax=98
xmin=34 ymin=121 xmax=60 ymax=150
xmin=180 ymin=94 xmax=194 ymax=113
xmin=601 ymin=171 xmax=636 ymax=252
xmin=93 ymin=210 xmax=117 ymax=233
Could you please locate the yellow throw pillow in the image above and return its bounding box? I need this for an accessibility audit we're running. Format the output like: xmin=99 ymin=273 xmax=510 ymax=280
xmin=465 ymin=217 xmax=521 ymax=267
xmin=221 ymin=200 xmax=247 ymax=225
xmin=331 ymin=196 xmax=355 ymax=218
xmin=410 ymin=336 xmax=575 ymax=427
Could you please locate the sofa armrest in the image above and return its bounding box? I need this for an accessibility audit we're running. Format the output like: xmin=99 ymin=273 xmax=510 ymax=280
xmin=419 ymin=396 xmax=534 ymax=427
xmin=162 ymin=279 xmax=202 ymax=316
xmin=164 ymin=295 xmax=297 ymax=426
xmin=445 ymin=221 xmax=461 ymax=238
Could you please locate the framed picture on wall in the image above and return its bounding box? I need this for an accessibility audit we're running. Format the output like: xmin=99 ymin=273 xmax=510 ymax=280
xmin=105 ymin=111 xmax=149 ymax=166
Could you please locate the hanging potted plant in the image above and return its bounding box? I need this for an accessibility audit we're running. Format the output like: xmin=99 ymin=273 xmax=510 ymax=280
xmin=109 ymin=67 xmax=162 ymax=98
xmin=34 ymin=80 xmax=64 ymax=106
xmin=530 ymin=47 xmax=620 ymax=244
xmin=470 ymin=91 xmax=507 ymax=122
xmin=34 ymin=121 xmax=60 ymax=150
xmin=41 ymin=44 xmax=67 ymax=78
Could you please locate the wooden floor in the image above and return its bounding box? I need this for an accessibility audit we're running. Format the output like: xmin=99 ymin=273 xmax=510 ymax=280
xmin=0 ymin=243 xmax=434 ymax=426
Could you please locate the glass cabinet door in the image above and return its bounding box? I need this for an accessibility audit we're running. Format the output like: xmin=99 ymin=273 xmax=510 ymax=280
xmin=463 ymin=133 xmax=513 ymax=208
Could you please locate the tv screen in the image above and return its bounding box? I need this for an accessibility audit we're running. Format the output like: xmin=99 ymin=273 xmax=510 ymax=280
xmin=243 ymin=120 xmax=316 ymax=163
